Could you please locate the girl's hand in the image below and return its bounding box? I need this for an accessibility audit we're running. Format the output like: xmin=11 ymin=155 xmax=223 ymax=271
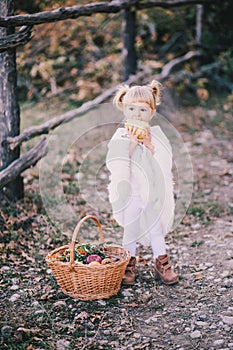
xmin=141 ymin=129 xmax=155 ymax=154
xmin=127 ymin=126 xmax=139 ymax=143
xmin=126 ymin=127 xmax=139 ymax=156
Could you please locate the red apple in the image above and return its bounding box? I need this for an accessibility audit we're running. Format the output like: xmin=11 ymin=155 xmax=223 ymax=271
xmin=86 ymin=254 xmax=102 ymax=264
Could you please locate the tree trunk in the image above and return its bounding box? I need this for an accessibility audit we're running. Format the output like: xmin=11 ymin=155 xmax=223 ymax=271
xmin=196 ymin=4 xmax=203 ymax=45
xmin=122 ymin=8 xmax=137 ymax=81
xmin=0 ymin=0 xmax=24 ymax=200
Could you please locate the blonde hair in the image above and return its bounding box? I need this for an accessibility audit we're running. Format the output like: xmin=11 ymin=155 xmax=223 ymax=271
xmin=113 ymin=80 xmax=161 ymax=111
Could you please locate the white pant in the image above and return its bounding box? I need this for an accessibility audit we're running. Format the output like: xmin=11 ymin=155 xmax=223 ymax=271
xmin=122 ymin=194 xmax=167 ymax=259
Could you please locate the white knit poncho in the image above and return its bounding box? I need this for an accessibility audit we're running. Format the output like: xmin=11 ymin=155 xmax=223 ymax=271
xmin=106 ymin=125 xmax=175 ymax=244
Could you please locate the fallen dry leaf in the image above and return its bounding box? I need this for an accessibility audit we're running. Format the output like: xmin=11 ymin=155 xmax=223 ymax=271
xmin=194 ymin=272 xmax=204 ymax=280
xmin=224 ymin=233 xmax=233 ymax=238
xmin=137 ymin=256 xmax=147 ymax=265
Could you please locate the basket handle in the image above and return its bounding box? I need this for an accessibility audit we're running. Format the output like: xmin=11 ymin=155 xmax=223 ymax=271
xmin=70 ymin=215 xmax=104 ymax=265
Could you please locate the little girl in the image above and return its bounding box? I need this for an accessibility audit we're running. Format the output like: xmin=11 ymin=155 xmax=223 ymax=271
xmin=106 ymin=80 xmax=178 ymax=285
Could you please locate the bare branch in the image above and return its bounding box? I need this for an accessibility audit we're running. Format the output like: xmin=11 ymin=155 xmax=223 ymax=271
xmin=0 ymin=138 xmax=48 ymax=189
xmin=169 ymin=62 xmax=233 ymax=91
xmin=0 ymin=26 xmax=33 ymax=52
xmin=169 ymin=62 xmax=220 ymax=83
xmin=0 ymin=0 xmax=136 ymax=27
xmin=136 ymin=0 xmax=210 ymax=10
xmin=0 ymin=0 xmax=211 ymax=27
xmin=160 ymin=50 xmax=202 ymax=79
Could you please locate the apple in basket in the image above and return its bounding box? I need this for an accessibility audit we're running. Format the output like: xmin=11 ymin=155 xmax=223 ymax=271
xmin=88 ymin=261 xmax=101 ymax=266
xmin=86 ymin=254 xmax=102 ymax=264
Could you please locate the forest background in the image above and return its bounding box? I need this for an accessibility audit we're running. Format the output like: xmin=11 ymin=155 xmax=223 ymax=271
xmin=14 ymin=0 xmax=233 ymax=106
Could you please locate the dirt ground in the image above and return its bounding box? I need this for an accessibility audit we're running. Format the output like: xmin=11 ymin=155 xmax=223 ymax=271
xmin=0 ymin=95 xmax=233 ymax=349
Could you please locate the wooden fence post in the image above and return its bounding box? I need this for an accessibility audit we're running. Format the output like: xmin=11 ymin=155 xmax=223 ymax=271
xmin=122 ymin=7 xmax=137 ymax=81
xmin=196 ymin=4 xmax=203 ymax=45
xmin=0 ymin=0 xmax=24 ymax=199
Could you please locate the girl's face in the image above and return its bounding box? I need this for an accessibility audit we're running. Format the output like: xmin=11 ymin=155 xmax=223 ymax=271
xmin=123 ymin=102 xmax=154 ymax=122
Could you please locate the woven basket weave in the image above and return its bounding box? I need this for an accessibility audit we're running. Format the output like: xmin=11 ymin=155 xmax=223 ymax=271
xmin=46 ymin=215 xmax=130 ymax=300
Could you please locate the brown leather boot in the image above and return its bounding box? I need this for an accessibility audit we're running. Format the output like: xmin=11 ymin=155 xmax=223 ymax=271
xmin=123 ymin=257 xmax=136 ymax=285
xmin=154 ymin=254 xmax=178 ymax=285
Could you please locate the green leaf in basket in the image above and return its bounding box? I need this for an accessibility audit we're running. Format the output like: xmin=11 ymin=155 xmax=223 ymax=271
xmin=72 ymin=243 xmax=108 ymax=263
xmin=60 ymin=249 xmax=70 ymax=262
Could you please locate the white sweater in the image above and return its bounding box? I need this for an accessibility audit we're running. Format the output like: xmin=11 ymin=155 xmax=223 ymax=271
xmin=106 ymin=126 xmax=175 ymax=241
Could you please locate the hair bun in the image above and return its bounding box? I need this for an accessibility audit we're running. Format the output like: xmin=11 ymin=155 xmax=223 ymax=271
xmin=148 ymin=80 xmax=161 ymax=105
xmin=113 ymin=84 xmax=130 ymax=111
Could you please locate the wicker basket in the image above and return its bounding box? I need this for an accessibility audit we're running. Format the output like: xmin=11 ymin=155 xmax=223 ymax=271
xmin=46 ymin=215 xmax=130 ymax=300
